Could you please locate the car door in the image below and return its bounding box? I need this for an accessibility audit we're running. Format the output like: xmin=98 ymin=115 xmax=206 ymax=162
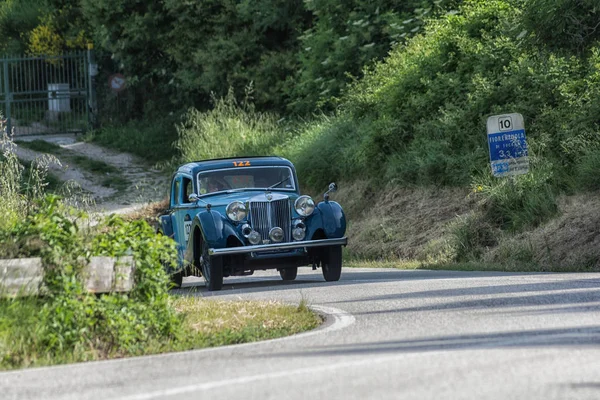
xmin=172 ymin=174 xmax=196 ymax=258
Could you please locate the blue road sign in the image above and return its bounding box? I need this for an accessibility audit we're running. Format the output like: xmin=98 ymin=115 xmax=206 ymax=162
xmin=486 ymin=114 xmax=529 ymax=177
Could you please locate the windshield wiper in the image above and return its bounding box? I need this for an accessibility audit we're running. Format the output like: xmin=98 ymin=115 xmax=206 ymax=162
xmin=268 ymin=176 xmax=291 ymax=190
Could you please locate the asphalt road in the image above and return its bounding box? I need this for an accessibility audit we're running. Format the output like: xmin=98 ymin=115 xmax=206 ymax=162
xmin=2 ymin=268 xmax=600 ymax=400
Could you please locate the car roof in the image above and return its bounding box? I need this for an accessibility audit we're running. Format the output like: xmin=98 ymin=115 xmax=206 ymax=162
xmin=176 ymin=156 xmax=295 ymax=175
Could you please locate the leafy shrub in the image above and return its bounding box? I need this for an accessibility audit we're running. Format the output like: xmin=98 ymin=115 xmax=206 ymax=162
xmin=27 ymin=20 xmax=64 ymax=56
xmin=0 ymin=196 xmax=180 ymax=363
xmin=1 ymin=131 xmax=181 ymax=366
xmin=288 ymin=0 xmax=459 ymax=114
xmin=282 ymin=0 xmax=600 ymax=218
xmin=521 ymin=0 xmax=600 ymax=52
xmin=0 ymin=0 xmax=49 ymax=55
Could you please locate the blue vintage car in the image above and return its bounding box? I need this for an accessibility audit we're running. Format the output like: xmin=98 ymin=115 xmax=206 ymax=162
xmin=159 ymin=156 xmax=347 ymax=291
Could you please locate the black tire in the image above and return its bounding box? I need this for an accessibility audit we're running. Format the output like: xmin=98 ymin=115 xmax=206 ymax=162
xmin=279 ymin=267 xmax=298 ymax=281
xmin=170 ymin=271 xmax=183 ymax=289
xmin=200 ymin=239 xmax=223 ymax=291
xmin=321 ymin=246 xmax=342 ymax=282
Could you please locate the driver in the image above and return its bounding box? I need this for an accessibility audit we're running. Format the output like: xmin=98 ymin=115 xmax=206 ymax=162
xmin=207 ymin=177 xmax=229 ymax=193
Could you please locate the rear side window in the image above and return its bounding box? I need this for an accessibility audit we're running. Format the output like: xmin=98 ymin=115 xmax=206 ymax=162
xmin=181 ymin=177 xmax=194 ymax=204
xmin=172 ymin=179 xmax=181 ymax=205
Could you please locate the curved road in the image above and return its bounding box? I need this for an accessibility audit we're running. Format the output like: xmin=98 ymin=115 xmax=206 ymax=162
xmin=2 ymin=268 xmax=600 ymax=399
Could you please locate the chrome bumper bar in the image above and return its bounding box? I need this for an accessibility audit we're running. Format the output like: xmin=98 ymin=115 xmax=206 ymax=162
xmin=208 ymin=237 xmax=347 ymax=256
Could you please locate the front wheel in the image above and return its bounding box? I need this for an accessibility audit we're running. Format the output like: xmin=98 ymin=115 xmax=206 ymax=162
xmin=279 ymin=267 xmax=298 ymax=281
xmin=170 ymin=271 xmax=183 ymax=288
xmin=321 ymin=246 xmax=342 ymax=282
xmin=200 ymin=240 xmax=223 ymax=291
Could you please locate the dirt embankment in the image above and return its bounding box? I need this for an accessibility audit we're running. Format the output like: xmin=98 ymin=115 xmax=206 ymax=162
xmin=336 ymin=181 xmax=600 ymax=271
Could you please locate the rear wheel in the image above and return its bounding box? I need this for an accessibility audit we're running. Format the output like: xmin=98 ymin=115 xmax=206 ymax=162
xmin=200 ymin=239 xmax=223 ymax=291
xmin=279 ymin=267 xmax=298 ymax=281
xmin=321 ymin=246 xmax=342 ymax=282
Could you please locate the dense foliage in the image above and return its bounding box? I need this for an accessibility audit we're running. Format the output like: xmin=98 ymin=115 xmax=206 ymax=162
xmin=289 ymin=0 xmax=459 ymax=113
xmin=283 ymin=0 xmax=600 ymax=192
xmin=0 ymin=0 xmax=456 ymax=116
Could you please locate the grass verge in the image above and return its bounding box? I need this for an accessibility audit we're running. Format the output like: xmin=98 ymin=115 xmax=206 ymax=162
xmin=0 ymin=297 xmax=321 ymax=370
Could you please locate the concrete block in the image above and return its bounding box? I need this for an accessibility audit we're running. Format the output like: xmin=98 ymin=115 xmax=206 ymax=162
xmin=0 ymin=258 xmax=43 ymax=297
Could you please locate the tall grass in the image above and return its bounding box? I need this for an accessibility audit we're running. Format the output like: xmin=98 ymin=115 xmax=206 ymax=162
xmin=0 ymin=131 xmax=58 ymax=231
xmin=175 ymin=88 xmax=290 ymax=163
xmin=87 ymin=118 xmax=179 ymax=164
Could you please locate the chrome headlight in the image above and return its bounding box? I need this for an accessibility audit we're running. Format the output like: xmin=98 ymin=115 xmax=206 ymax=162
xmin=294 ymin=196 xmax=315 ymax=217
xmin=226 ymin=201 xmax=247 ymax=222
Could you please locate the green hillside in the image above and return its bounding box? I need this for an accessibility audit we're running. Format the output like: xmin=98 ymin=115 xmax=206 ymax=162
xmin=285 ymin=0 xmax=600 ymax=191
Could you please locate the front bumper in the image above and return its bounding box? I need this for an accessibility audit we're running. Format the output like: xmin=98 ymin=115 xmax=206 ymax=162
xmin=208 ymin=237 xmax=348 ymax=257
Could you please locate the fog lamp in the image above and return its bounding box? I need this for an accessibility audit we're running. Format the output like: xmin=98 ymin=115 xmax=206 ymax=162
xmin=292 ymin=227 xmax=306 ymax=241
xmin=248 ymin=230 xmax=262 ymax=245
xmin=269 ymin=227 xmax=285 ymax=243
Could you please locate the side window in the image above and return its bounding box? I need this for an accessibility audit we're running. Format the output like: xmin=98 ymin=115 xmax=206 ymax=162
xmin=181 ymin=177 xmax=194 ymax=204
xmin=172 ymin=179 xmax=181 ymax=206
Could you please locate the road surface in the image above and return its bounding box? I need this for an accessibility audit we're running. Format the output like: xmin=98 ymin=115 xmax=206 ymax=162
xmin=2 ymin=268 xmax=600 ymax=399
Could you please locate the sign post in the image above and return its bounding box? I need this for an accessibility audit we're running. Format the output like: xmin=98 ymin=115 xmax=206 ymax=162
xmin=486 ymin=113 xmax=529 ymax=177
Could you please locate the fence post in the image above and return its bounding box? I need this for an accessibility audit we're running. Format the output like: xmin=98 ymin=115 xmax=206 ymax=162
xmin=3 ymin=59 xmax=11 ymax=135
xmin=87 ymin=44 xmax=98 ymax=129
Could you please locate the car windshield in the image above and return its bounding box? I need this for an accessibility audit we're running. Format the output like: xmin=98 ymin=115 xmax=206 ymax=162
xmin=197 ymin=166 xmax=295 ymax=195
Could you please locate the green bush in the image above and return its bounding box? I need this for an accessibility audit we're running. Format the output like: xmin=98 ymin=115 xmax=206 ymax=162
xmin=282 ymin=0 xmax=600 ymax=196
xmin=288 ymin=0 xmax=459 ymax=114
xmin=0 ymin=196 xmax=180 ymax=366
xmin=1 ymin=131 xmax=181 ymax=367
xmin=521 ymin=0 xmax=600 ymax=52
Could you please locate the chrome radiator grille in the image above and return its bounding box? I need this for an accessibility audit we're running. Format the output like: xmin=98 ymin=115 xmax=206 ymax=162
xmin=249 ymin=198 xmax=291 ymax=243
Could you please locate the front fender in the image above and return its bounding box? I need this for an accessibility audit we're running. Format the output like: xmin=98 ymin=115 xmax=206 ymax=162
xmin=305 ymin=201 xmax=346 ymax=239
xmin=184 ymin=210 xmax=240 ymax=265
xmin=318 ymin=201 xmax=346 ymax=238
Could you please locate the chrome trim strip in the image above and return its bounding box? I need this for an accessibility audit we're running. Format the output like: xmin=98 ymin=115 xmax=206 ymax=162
xmin=208 ymin=237 xmax=348 ymax=256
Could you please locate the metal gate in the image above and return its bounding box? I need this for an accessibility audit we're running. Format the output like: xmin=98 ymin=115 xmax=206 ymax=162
xmin=0 ymin=52 xmax=90 ymax=136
